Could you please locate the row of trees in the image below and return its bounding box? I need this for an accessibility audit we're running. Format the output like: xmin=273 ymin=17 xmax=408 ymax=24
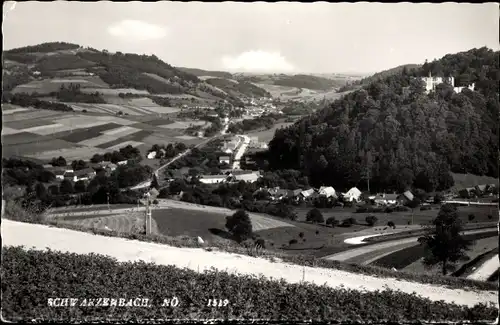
xmin=90 ymin=145 xmax=142 ymax=164
xmin=148 ymin=142 xmax=187 ymax=159
xmin=3 ymin=93 xmax=74 ymax=112
xmin=50 ymin=83 xmax=105 ymax=104
xmin=227 ymin=114 xmax=279 ymax=134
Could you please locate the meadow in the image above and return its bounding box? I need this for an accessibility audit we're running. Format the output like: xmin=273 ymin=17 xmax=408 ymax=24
xmin=245 ymin=122 xmax=294 ymax=143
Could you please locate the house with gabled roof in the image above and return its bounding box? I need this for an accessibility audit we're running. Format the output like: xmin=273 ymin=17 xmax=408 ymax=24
xmin=397 ymin=190 xmax=414 ymax=205
xmin=199 ymin=174 xmax=229 ymax=184
xmin=342 ymin=187 xmax=362 ymax=202
xmin=374 ymin=193 xmax=398 ymax=206
xmin=300 ymin=188 xmax=316 ymax=199
xmin=319 ymin=186 xmax=336 ymax=198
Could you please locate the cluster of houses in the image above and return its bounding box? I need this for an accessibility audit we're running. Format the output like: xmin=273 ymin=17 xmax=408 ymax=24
xmin=457 ymin=184 xmax=498 ymax=198
xmin=256 ymin=186 xmax=363 ymax=203
xmin=42 ymin=160 xmax=127 ymax=183
xmin=198 ymin=170 xmax=262 ymax=185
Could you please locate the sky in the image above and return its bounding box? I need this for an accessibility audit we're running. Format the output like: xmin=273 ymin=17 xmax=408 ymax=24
xmin=2 ymin=2 xmax=499 ymax=75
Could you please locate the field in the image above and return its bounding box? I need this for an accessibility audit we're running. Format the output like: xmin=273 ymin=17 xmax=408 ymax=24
xmin=403 ymin=236 xmax=499 ymax=277
xmin=1 ymin=106 xmax=204 ymax=161
xmin=160 ymin=120 xmax=208 ymax=129
xmin=451 ymin=172 xmax=499 ymax=189
xmin=245 ymin=122 xmax=294 ymax=143
xmin=12 ymin=76 xmax=109 ymax=95
xmin=370 ymin=230 xmax=498 ymax=270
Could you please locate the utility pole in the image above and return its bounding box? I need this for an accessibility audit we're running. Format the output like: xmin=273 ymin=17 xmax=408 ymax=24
xmin=107 ymin=191 xmax=110 ymax=211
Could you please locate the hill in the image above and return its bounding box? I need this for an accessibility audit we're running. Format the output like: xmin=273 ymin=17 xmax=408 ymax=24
xmin=266 ymin=47 xmax=499 ymax=192
xmin=1 ymin=42 xmax=259 ymax=107
xmin=338 ymin=64 xmax=421 ymax=92
xmin=234 ymin=73 xmax=348 ymax=91
xmin=176 ymin=67 xmax=233 ymax=79
xmin=204 ymin=77 xmax=272 ymax=98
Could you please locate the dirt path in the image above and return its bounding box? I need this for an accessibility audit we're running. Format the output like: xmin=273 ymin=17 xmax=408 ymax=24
xmin=2 ymin=220 xmax=497 ymax=308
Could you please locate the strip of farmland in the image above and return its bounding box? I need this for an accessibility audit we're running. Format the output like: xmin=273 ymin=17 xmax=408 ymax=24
xmin=106 ymin=140 xmax=144 ymax=150
xmin=2 ymin=107 xmax=30 ymax=115
xmin=1 ymin=127 xmax=23 ymax=136
xmin=96 ymin=130 xmax=153 ymax=149
xmin=2 ymin=110 xmax=66 ymax=122
xmin=102 ymin=126 xmax=141 ymax=137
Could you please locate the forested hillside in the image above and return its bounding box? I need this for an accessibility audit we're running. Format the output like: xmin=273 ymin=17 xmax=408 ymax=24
xmin=267 ymin=47 xmax=499 ymax=193
xmin=338 ymin=64 xmax=421 ymax=92
xmin=176 ymin=67 xmax=233 ymax=79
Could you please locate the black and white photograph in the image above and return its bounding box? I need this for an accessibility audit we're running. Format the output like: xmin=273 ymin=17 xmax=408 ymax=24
xmin=1 ymin=1 xmax=499 ymax=323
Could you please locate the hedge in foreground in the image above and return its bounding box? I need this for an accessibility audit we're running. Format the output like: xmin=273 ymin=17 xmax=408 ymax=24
xmin=2 ymin=247 xmax=497 ymax=323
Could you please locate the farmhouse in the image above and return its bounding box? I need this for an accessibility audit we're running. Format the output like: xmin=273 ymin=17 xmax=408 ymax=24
xmin=318 ymin=186 xmax=336 ymax=198
xmin=233 ymin=171 xmax=260 ymax=183
xmin=342 ymin=187 xmax=362 ymax=202
xmin=374 ymin=194 xmax=398 ymax=206
xmin=73 ymin=168 xmax=96 ymax=182
xmin=117 ymin=160 xmax=128 ymax=166
xmin=147 ymin=151 xmax=157 ymax=159
xmin=54 ymin=170 xmax=65 ymax=181
xmin=300 ymin=188 xmax=316 ymax=199
xmin=199 ymin=175 xmax=229 ymax=184
xmin=397 ymin=190 xmax=414 ymax=205
xmin=219 ymin=156 xmax=231 ymax=164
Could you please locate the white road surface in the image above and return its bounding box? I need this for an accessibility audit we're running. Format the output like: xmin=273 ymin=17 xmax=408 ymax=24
xmin=467 ymin=254 xmax=499 ymax=281
xmin=2 ymin=219 xmax=497 ymax=308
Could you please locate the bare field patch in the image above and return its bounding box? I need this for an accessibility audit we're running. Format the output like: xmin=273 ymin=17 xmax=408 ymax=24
xmin=2 ymin=107 xmax=30 ymax=115
xmin=1 ymin=127 xmax=23 ymax=136
xmin=160 ymin=120 xmax=206 ymax=129
xmin=4 ymin=139 xmax=76 ymax=158
xmin=81 ymin=88 xmax=150 ymax=95
xmin=2 ymin=110 xmax=66 ymax=122
xmin=246 ymin=122 xmax=294 ymax=143
xmin=24 ymin=146 xmax=104 ymax=161
xmin=106 ymin=140 xmax=144 ymax=151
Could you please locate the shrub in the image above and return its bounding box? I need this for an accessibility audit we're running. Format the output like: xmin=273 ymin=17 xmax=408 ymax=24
xmin=341 ymin=218 xmax=353 ymax=227
xmin=385 ymin=207 xmax=394 ymax=213
xmin=289 ymin=239 xmax=298 ymax=245
xmin=152 ymin=199 xmax=159 ymax=205
xmin=315 ymin=230 xmax=319 ymax=235
xmin=387 ymin=221 xmax=395 ymax=229
xmin=394 ymin=206 xmax=410 ymax=212
xmin=303 ymin=238 xmax=307 ymax=242
xmin=255 ymin=238 xmax=266 ymax=249
xmin=325 ymin=217 xmax=338 ymax=227
xmin=356 ymin=207 xmax=368 ymax=213
xmin=298 ymin=232 xmax=304 ymax=238
xmin=468 ymin=214 xmax=475 ymax=222
xmin=306 ymin=208 xmax=324 ymax=223
xmin=365 ymin=215 xmax=378 ymax=226
xmin=225 ymin=210 xmax=253 ymax=243
xmin=487 ymin=215 xmax=493 ymax=220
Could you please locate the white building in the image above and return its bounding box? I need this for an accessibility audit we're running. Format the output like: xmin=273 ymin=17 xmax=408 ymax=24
xmin=219 ymin=156 xmax=231 ymax=164
xmin=147 ymin=151 xmax=157 ymax=159
xmin=199 ymin=175 xmax=229 ymax=184
xmin=420 ymin=72 xmax=475 ymax=94
xmin=233 ymin=171 xmax=261 ymax=183
xmin=342 ymin=187 xmax=362 ymax=202
xmin=319 ymin=186 xmax=337 ymax=198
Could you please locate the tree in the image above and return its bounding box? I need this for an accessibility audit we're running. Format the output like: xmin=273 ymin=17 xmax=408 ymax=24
xmin=298 ymin=232 xmax=304 ymax=238
xmin=306 ymin=208 xmax=324 ymax=223
xmin=467 ymin=214 xmax=475 ymax=222
xmin=458 ymin=189 xmax=470 ymax=199
xmin=150 ymin=174 xmax=160 ymax=190
xmin=74 ymin=180 xmax=87 ymax=193
xmin=406 ymin=198 xmax=421 ymax=225
xmin=225 ymin=209 xmax=253 ymax=243
xmin=59 ymin=179 xmax=74 ymax=194
xmin=366 ymin=215 xmax=378 ymax=226
xmin=325 ymin=216 xmax=338 ymax=227
xmin=34 ymin=183 xmax=47 ymax=200
xmin=51 ymin=156 xmax=67 ymax=167
xmin=419 ymin=204 xmax=473 ymax=275
xmin=433 ymin=193 xmax=444 ymax=204
xmin=387 ymin=221 xmax=395 ymax=229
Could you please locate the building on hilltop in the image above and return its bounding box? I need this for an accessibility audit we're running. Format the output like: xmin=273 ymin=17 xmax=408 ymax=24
xmin=420 ymin=72 xmax=475 ymax=94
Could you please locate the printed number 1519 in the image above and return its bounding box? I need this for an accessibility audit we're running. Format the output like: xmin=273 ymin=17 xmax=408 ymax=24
xmin=207 ymin=299 xmax=229 ymax=307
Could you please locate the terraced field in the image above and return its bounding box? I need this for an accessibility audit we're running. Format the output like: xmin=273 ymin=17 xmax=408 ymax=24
xmin=1 ymin=106 xmax=203 ymax=161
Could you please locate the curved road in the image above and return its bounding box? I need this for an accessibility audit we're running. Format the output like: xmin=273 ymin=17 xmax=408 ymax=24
xmin=323 ymin=228 xmax=498 ymax=265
